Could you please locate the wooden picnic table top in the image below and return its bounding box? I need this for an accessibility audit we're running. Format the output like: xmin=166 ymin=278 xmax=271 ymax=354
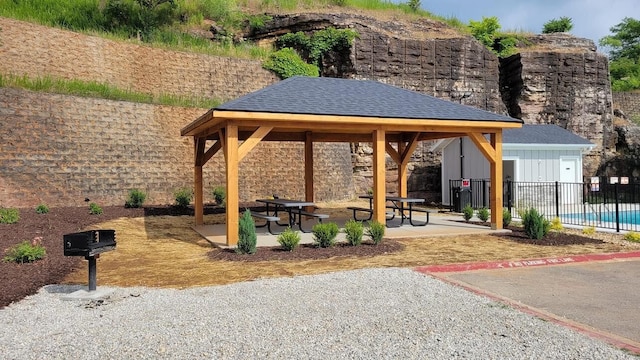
xmin=358 ymin=195 xmax=425 ymax=203
xmin=256 ymin=198 xmax=316 ymax=208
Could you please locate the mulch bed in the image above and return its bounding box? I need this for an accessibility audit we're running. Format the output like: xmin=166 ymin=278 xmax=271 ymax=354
xmin=0 ymin=207 xmax=607 ymax=309
xmin=208 ymin=240 xmax=405 ymax=262
xmin=458 ymin=221 xmax=605 ymax=246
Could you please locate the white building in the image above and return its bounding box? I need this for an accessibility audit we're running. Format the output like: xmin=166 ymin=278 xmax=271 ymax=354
xmin=432 ymin=124 xmax=594 ymax=206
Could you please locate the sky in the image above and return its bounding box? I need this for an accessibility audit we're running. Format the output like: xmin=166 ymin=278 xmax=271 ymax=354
xmin=416 ymin=0 xmax=639 ymax=51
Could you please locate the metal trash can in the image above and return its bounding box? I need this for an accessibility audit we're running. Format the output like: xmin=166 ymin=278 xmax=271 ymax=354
xmin=453 ymin=187 xmax=472 ymax=212
xmin=452 ymin=187 xmax=461 ymax=212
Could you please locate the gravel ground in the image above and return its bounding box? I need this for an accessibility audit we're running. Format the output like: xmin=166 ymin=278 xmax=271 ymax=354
xmin=0 ymin=268 xmax=634 ymax=359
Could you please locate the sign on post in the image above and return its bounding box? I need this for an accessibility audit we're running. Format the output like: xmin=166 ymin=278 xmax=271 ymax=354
xmin=461 ymin=178 xmax=471 ymax=188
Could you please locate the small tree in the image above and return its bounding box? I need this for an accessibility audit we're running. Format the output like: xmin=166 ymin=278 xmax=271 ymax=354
xmin=503 ymin=208 xmax=512 ymax=227
xmin=462 ymin=204 xmax=474 ymax=222
xmin=477 ymin=208 xmax=489 ymax=223
xmin=407 ymin=0 xmax=421 ymax=12
xmin=174 ymin=187 xmax=192 ymax=207
xmin=277 ymin=227 xmax=301 ymax=251
xmin=542 ymin=16 xmax=573 ymax=34
xmin=343 ymin=219 xmax=364 ymax=246
xmin=312 ymin=222 xmax=340 ymax=248
xmin=212 ymin=185 xmax=226 ymax=206
xmin=125 ymin=189 xmax=146 ymax=208
xmin=237 ymin=209 xmax=257 ymax=254
xmin=522 ymin=208 xmax=550 ymax=240
xmin=366 ymin=220 xmax=385 ymax=245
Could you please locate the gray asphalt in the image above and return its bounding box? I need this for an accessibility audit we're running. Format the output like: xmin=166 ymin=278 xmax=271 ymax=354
xmin=436 ymin=258 xmax=640 ymax=353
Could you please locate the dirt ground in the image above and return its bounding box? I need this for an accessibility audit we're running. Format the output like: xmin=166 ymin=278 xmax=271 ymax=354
xmin=2 ymin=202 xmax=639 ymax=309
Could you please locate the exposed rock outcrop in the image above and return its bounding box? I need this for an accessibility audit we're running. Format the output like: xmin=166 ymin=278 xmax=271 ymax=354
xmin=499 ymin=34 xmax=614 ymax=176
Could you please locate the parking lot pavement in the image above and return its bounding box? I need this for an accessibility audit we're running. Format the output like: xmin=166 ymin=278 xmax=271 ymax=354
xmin=417 ymin=254 xmax=640 ymax=354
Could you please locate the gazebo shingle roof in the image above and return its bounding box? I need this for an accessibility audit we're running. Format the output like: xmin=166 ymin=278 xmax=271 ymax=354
xmin=217 ymin=76 xmax=522 ymax=123
xmin=504 ymin=124 xmax=593 ymax=145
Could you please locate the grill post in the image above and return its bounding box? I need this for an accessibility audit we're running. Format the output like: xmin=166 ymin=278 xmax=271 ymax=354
xmin=87 ymin=255 xmax=97 ymax=291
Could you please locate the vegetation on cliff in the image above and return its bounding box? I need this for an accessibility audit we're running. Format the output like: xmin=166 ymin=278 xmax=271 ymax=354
xmin=600 ymin=17 xmax=640 ymax=91
xmin=0 ymin=0 xmax=634 ymax=90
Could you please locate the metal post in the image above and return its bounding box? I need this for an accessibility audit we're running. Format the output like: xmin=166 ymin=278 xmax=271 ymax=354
xmin=87 ymin=256 xmax=97 ymax=291
xmin=615 ymin=183 xmax=620 ymax=233
xmin=556 ymin=181 xmax=560 ymax=217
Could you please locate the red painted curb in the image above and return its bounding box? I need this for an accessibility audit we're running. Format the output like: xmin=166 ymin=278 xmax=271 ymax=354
xmin=415 ymin=250 xmax=640 ymax=273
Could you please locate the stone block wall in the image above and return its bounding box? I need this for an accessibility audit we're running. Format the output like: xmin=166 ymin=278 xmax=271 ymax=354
xmin=613 ymin=92 xmax=640 ymax=121
xmin=0 ymin=17 xmax=278 ymax=101
xmin=0 ymin=88 xmax=353 ymax=208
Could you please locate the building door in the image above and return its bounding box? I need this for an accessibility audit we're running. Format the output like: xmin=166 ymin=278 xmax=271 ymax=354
xmin=560 ymin=158 xmax=578 ymax=204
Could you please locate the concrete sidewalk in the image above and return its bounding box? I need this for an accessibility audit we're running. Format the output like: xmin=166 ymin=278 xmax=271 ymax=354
xmin=419 ymin=254 xmax=640 ymax=354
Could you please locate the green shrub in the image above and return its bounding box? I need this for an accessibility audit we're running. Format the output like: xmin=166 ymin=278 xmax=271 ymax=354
xmin=503 ymin=208 xmax=512 ymax=227
xmin=212 ymin=185 xmax=226 ymax=206
xmin=35 ymin=204 xmax=50 ymax=214
xmin=407 ymin=0 xmax=421 ymax=12
xmin=343 ymin=219 xmax=364 ymax=246
xmin=542 ymin=16 xmax=573 ymax=34
xmin=174 ymin=187 xmax=193 ymax=207
xmin=262 ymin=48 xmax=319 ymax=79
xmin=624 ymin=231 xmax=640 ymax=243
xmin=312 ymin=222 xmax=340 ymax=248
xmin=522 ymin=208 xmax=550 ymax=240
xmin=125 ymin=189 xmax=146 ymax=208
xmin=237 ymin=209 xmax=257 ymax=254
xmin=0 ymin=208 xmax=20 ymax=224
xmin=89 ymin=202 xmax=103 ymax=215
xmin=477 ymin=207 xmax=489 ymax=223
xmin=366 ymin=220 xmax=385 ymax=245
xmin=582 ymin=226 xmax=596 ymax=235
xmin=462 ymin=204 xmax=474 ymax=222
xmin=277 ymin=227 xmax=301 ymax=251
xmin=4 ymin=239 xmax=46 ymax=263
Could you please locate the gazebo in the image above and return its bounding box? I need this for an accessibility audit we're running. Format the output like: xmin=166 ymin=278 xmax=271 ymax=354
xmin=181 ymin=76 xmax=523 ymax=245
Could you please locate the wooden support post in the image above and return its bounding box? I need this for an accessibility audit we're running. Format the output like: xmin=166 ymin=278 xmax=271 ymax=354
xmin=194 ymin=138 xmax=205 ymax=226
xmin=398 ymin=141 xmax=408 ymax=198
xmin=373 ymin=129 xmax=386 ymax=225
xmin=304 ymin=132 xmax=314 ymax=212
xmin=490 ymin=132 xmax=503 ymax=230
xmin=195 ymin=165 xmax=203 ymax=225
xmin=225 ymin=125 xmax=239 ymax=246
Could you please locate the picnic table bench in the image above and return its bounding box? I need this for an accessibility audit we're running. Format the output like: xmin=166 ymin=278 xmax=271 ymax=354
xmin=255 ymin=198 xmax=329 ymax=233
xmin=356 ymin=195 xmax=433 ymax=226
xmin=250 ymin=211 xmax=281 ymax=235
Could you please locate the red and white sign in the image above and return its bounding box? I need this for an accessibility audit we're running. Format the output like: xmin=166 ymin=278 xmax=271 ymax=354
xmin=461 ymin=179 xmax=471 ymax=188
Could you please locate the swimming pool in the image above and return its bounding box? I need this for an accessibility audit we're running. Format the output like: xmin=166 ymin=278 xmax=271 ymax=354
xmin=563 ymin=210 xmax=640 ymax=225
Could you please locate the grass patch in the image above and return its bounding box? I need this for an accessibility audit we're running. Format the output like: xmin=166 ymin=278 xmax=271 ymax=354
xmin=0 ymin=73 xmax=221 ymax=108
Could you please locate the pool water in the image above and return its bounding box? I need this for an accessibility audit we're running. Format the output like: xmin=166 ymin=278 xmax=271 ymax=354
xmin=564 ymin=210 xmax=640 ymax=225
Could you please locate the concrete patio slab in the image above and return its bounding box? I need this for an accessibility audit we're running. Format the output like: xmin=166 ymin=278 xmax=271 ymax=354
xmin=194 ymin=213 xmax=509 ymax=249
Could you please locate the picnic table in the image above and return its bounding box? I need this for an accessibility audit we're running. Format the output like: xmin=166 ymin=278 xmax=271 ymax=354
xmin=349 ymin=195 xmax=431 ymax=226
xmin=254 ymin=198 xmax=329 ymax=234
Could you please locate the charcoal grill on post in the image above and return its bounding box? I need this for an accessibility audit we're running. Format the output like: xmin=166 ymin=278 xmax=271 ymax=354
xmin=63 ymin=230 xmax=116 ymax=291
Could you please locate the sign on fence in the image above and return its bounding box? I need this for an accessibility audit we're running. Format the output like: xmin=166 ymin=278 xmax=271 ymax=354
xmin=461 ymin=179 xmax=470 ymax=188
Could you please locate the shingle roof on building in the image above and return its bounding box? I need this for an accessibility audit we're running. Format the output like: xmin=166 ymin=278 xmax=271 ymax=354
xmin=216 ymin=76 xmax=522 ymax=123
xmin=504 ymin=124 xmax=593 ymax=145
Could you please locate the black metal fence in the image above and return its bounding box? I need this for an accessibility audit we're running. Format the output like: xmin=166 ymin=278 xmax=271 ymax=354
xmin=448 ymin=178 xmax=640 ymax=232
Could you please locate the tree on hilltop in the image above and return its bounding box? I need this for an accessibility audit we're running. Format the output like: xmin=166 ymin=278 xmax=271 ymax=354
xmin=542 ymin=16 xmax=573 ymax=34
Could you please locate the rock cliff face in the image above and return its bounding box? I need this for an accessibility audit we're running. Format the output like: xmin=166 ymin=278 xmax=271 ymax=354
xmin=500 ymin=33 xmax=614 ymax=176
xmin=252 ymin=14 xmax=613 ymax=197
